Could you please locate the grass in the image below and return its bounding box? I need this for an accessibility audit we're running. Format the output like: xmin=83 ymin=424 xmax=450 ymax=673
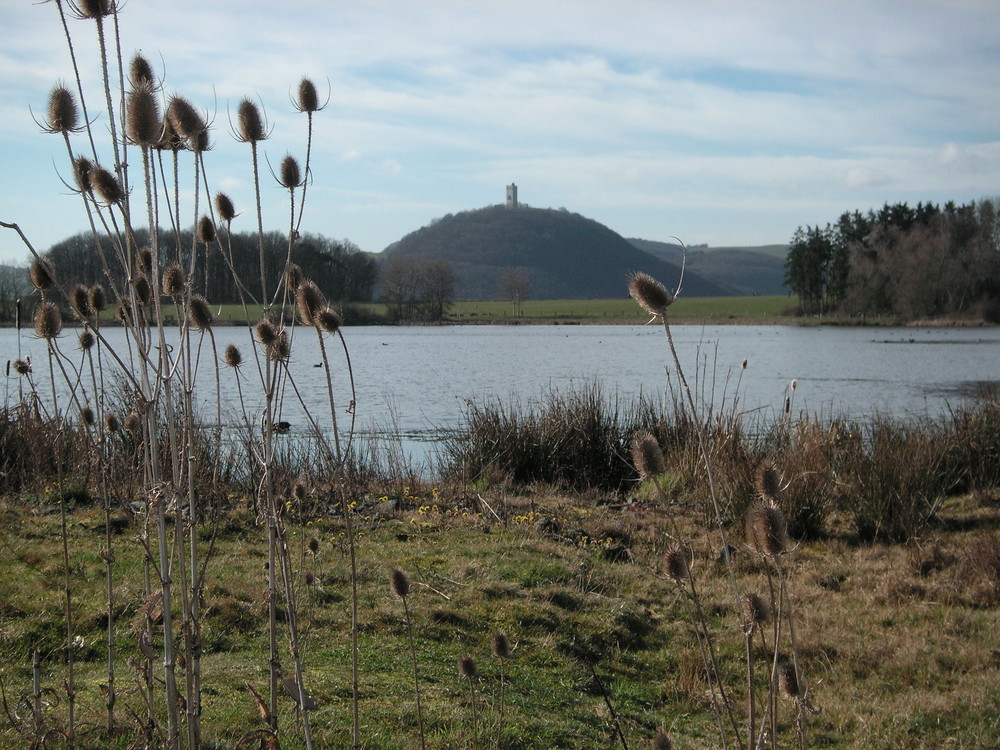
xmin=1 ymin=491 xmax=998 ymax=748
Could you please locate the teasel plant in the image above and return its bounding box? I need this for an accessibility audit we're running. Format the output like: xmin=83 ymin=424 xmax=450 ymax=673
xmin=391 ymin=568 xmax=427 ymax=750
xmin=2 ymin=3 xmax=350 ymax=748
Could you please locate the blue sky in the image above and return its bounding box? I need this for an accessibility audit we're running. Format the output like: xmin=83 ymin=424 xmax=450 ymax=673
xmin=1 ymin=0 xmax=998 ymax=266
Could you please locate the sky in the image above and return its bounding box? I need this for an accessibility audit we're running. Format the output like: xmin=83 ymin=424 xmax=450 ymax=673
xmin=1 ymin=0 xmax=998 ymax=266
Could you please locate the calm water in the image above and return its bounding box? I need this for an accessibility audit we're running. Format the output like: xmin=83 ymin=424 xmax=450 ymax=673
xmin=3 ymin=324 xmax=998 ymax=465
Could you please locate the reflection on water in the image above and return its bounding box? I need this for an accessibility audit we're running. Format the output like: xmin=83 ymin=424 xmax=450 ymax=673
xmin=3 ymin=324 xmax=998 ymax=466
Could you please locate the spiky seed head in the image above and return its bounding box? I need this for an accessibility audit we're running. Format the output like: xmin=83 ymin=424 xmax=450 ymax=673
xmin=317 ymin=308 xmax=342 ymax=334
xmin=129 ymin=54 xmax=156 ymax=89
xmin=90 ymin=166 xmax=124 ymax=204
xmin=162 ymin=264 xmax=186 ymax=296
xmin=215 ymin=192 xmax=236 ymax=223
xmin=70 ymin=285 xmax=92 ymax=317
xmin=663 ymin=546 xmax=689 ymax=584
xmin=628 ymin=271 xmax=674 ymax=316
xmin=296 ymin=280 xmax=325 ymax=326
xmin=35 ymin=302 xmax=61 ymax=339
xmin=741 ymin=592 xmax=770 ymax=632
xmin=307 ymin=536 xmax=320 ymax=554
xmin=78 ymin=330 xmax=95 ymax=351
xmin=791 ymin=379 xmax=798 ymax=391
xmin=746 ymin=504 xmax=789 ymax=557
xmin=458 ymin=655 xmax=478 ymax=679
xmin=297 ymin=78 xmax=319 ymax=113
xmin=73 ymin=156 xmax=94 ymax=194
xmin=190 ymin=128 xmax=211 ymax=153
xmin=755 ymin=462 xmax=782 ymax=502
xmin=197 ymin=215 xmax=216 ymax=243
xmin=390 ymin=567 xmax=410 ymax=599
xmin=133 ymin=274 xmax=153 ymax=306
xmin=115 ymin=300 xmax=133 ymax=326
xmin=223 ymin=343 xmax=242 ymax=368
xmin=126 ymin=82 xmax=161 ymax=146
xmin=76 ymin=0 xmax=112 ymax=18
xmin=255 ymin=319 xmax=278 ymax=346
xmin=286 ymin=263 xmax=303 ymax=291
xmin=742 ymin=358 xmax=748 ymax=370
xmin=105 ymin=413 xmax=120 ymax=433
xmin=778 ymin=661 xmax=801 ymax=699
xmin=29 ymin=258 xmax=55 ymax=291
xmin=123 ymin=412 xmax=141 ymax=433
xmin=267 ymin=330 xmax=291 ymax=362
xmin=137 ymin=246 xmax=153 ymax=275
xmin=652 ymin=729 xmax=673 ymax=750
xmin=237 ymin=98 xmax=266 ymax=143
xmin=157 ymin=116 xmax=184 ymax=152
xmin=188 ymin=294 xmax=214 ymax=330
xmin=45 ymin=86 xmax=79 ymax=134
xmin=80 ymin=406 xmax=95 ymax=426
xmin=303 ymin=570 xmax=316 ymax=587
xmin=631 ymin=430 xmax=665 ymax=478
xmin=13 ymin=359 xmax=31 ymax=376
xmin=279 ymin=155 xmax=301 ymax=188
xmin=492 ymin=632 xmax=510 ymax=659
xmin=88 ymin=284 xmax=107 ymax=312
xmin=166 ymin=95 xmax=205 ymax=143
xmin=292 ymin=482 xmax=307 ymax=502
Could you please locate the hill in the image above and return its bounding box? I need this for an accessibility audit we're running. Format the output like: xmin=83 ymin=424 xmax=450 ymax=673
xmin=628 ymin=239 xmax=789 ymax=296
xmin=381 ymin=205 xmax=729 ymax=300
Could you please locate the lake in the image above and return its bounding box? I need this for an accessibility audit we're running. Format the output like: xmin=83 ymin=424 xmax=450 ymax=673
xmin=3 ymin=324 xmax=998 ymax=469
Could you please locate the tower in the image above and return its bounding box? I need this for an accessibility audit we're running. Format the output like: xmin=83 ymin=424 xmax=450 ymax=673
xmin=506 ymin=183 xmax=518 ymax=208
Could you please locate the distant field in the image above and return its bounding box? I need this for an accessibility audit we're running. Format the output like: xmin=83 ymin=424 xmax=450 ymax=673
xmin=201 ymin=296 xmax=798 ymax=325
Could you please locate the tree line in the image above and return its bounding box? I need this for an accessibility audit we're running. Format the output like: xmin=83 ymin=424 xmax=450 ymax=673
xmin=785 ymin=199 xmax=1000 ymax=320
xmin=39 ymin=229 xmax=378 ymax=309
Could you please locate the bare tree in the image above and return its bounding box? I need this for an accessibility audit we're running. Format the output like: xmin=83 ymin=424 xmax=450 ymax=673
xmin=498 ymin=267 xmax=530 ymax=317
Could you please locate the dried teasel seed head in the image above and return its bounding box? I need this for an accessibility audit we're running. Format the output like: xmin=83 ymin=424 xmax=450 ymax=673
xmin=90 ymin=165 xmax=124 ymax=204
xmin=162 ymin=263 xmax=186 ymax=297
xmin=390 ymin=567 xmax=410 ymax=599
xmin=13 ymin=358 xmax=31 ymax=376
xmin=755 ymin=462 xmax=782 ymax=502
xmin=279 ymin=155 xmax=301 ymax=188
xmin=292 ymin=482 xmax=307 ymax=502
xmin=223 ymin=343 xmax=242 ymax=368
xmin=138 ymin=246 xmax=153 ymax=275
xmin=215 ymin=192 xmax=236 ymax=223
xmin=123 ymin=412 xmax=141 ymax=433
xmin=746 ymin=504 xmax=789 ymax=557
xmin=133 ymin=274 xmax=153 ymax=306
xmin=778 ymin=661 xmax=801 ymax=699
xmin=115 ymin=300 xmax=134 ymax=326
xmin=628 ymin=271 xmax=674 ymax=316
xmin=35 ymin=302 xmax=62 ymax=339
xmin=45 ymin=85 xmax=79 ymax=134
xmin=29 ymin=258 xmax=55 ymax=291
xmin=88 ymin=284 xmax=107 ymax=312
xmin=70 ymin=284 xmax=92 ymax=317
xmin=166 ymin=95 xmax=206 ymax=144
xmin=80 ymin=406 xmax=95 ymax=426
xmin=126 ymin=81 xmax=162 ymax=146
xmin=157 ymin=116 xmax=184 ymax=152
xmin=631 ymin=430 xmax=665 ymax=479
xmin=652 ymin=729 xmax=673 ymax=750
xmin=303 ymin=570 xmax=316 ymax=587
xmin=188 ymin=294 xmax=214 ymax=330
xmin=297 ymin=78 xmax=320 ymax=113
xmin=73 ymin=156 xmax=94 ymax=194
xmin=78 ymin=330 xmax=95 ymax=351
xmin=129 ymin=54 xmax=156 ymax=89
xmin=190 ymin=128 xmax=211 ymax=153
xmin=307 ymin=536 xmax=320 ymax=554
xmin=105 ymin=413 xmax=120 ymax=433
xmin=458 ymin=655 xmax=478 ymax=679
xmin=197 ymin=215 xmax=216 ymax=243
xmin=255 ymin=319 xmax=278 ymax=347
xmin=267 ymin=330 xmax=291 ymax=362
xmin=296 ymin=280 xmax=325 ymax=326
xmin=492 ymin=632 xmax=510 ymax=659
xmin=663 ymin=546 xmax=689 ymax=584
xmin=286 ymin=263 xmax=303 ymax=291
xmin=317 ymin=308 xmax=342 ymax=334
xmin=236 ymin=98 xmax=267 ymax=143
xmin=76 ymin=0 xmax=112 ymax=19
xmin=741 ymin=592 xmax=770 ymax=632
